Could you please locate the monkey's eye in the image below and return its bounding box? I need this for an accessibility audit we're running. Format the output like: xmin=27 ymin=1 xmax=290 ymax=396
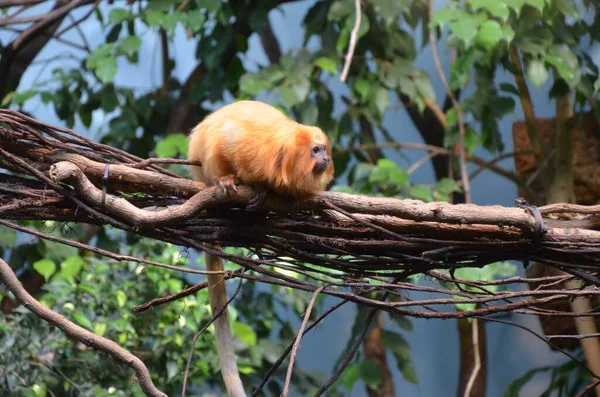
xmin=312 ymin=146 xmax=321 ymax=154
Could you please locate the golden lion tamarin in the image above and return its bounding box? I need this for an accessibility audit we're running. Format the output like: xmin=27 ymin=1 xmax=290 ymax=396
xmin=187 ymin=100 xmax=334 ymax=397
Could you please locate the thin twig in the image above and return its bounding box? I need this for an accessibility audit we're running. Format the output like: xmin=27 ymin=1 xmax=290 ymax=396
xmin=340 ymin=0 xmax=361 ymax=82
xmin=281 ymin=285 xmax=326 ymax=397
xmin=428 ymin=0 xmax=471 ymax=203
xmin=313 ymin=307 xmax=379 ymax=396
xmin=463 ymin=318 xmax=481 ymax=397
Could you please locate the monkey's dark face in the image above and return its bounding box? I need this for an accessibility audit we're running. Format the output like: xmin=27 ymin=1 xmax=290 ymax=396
xmin=311 ymin=143 xmax=331 ymax=174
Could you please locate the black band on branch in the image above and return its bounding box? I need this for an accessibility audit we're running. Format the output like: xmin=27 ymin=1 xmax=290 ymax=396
xmin=515 ymin=197 xmax=547 ymax=248
xmin=102 ymin=163 xmax=110 ymax=207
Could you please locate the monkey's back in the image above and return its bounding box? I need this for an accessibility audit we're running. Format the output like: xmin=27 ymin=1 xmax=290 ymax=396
xmin=189 ymin=100 xmax=332 ymax=195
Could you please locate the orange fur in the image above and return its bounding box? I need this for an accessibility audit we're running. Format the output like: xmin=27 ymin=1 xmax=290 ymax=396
xmin=188 ymin=100 xmax=334 ymax=197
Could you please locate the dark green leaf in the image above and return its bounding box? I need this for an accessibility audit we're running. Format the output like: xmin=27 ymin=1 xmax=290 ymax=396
xmin=118 ymin=36 xmax=141 ymax=56
xmin=499 ymin=83 xmax=519 ymax=96
xmin=381 ymin=330 xmax=418 ymax=383
xmin=339 ymin=362 xmax=360 ymax=392
xmin=108 ymin=8 xmax=129 ymax=23
xmin=359 ymin=358 xmax=383 ymax=389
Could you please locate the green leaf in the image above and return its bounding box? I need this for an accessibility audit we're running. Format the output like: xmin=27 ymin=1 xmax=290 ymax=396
xmin=249 ymin=9 xmax=268 ymax=32
xmin=407 ymin=185 xmax=432 ymax=201
xmin=13 ymin=89 xmax=36 ymax=105
xmin=499 ymin=83 xmax=519 ymax=96
xmin=523 ymin=0 xmax=545 ymax=11
xmin=430 ymin=6 xmax=461 ymax=29
xmin=468 ymin=0 xmax=510 ymax=21
xmin=94 ymin=322 xmax=107 ymax=337
xmin=502 ymin=24 xmax=515 ymax=42
xmin=197 ymin=0 xmax=221 ymax=13
xmin=146 ymin=0 xmax=172 ymax=11
xmin=390 ymin=314 xmax=413 ymax=331
xmin=372 ymin=87 xmax=390 ymax=118
xmin=239 ymin=73 xmax=271 ymax=95
xmin=297 ymin=100 xmax=319 ymax=125
xmin=73 ymin=310 xmax=93 ymax=329
xmin=116 ymin=290 xmax=127 ymax=308
xmin=504 ymin=0 xmax=525 ymax=13
xmin=413 ymin=73 xmax=436 ymax=100
xmin=504 ymin=366 xmax=554 ymax=397
xmin=59 ymin=256 xmax=85 ymax=281
xmin=100 ymin=86 xmax=118 ymax=112
xmin=155 ymin=133 xmax=188 ymax=157
xmin=85 ymin=43 xmax=115 ymax=69
xmin=95 ymin=57 xmax=118 ymax=83
xmin=109 ymin=8 xmax=129 ymax=23
xmin=359 ymin=358 xmax=383 ymax=389
xmin=118 ymin=36 xmax=141 ymax=56
xmin=449 ymin=14 xmax=480 ymax=43
xmin=435 ymin=178 xmax=461 ymax=197
xmin=162 ymin=12 xmax=182 ymax=32
xmin=355 ymin=79 xmax=372 ymax=101
xmin=232 ymin=322 xmax=257 ymax=347
xmin=336 ymin=27 xmax=350 ymax=52
xmin=314 ymin=57 xmax=338 ymax=74
xmin=547 ymin=44 xmax=578 ymax=83
xmin=0 ymin=227 xmax=16 ymax=247
xmin=328 ymin=0 xmax=353 ymax=21
xmin=33 ymin=259 xmax=56 ymax=281
xmin=339 ymin=362 xmax=360 ymax=392
xmin=238 ymin=366 xmax=256 ymax=375
xmin=555 ymin=0 xmax=579 ymax=18
xmin=527 ymin=60 xmax=548 ymax=87
xmin=145 ymin=10 xmax=164 ymax=27
xmin=475 ymin=20 xmax=503 ymax=50
xmin=370 ymin=0 xmax=410 ymax=26
xmin=184 ymin=9 xmax=206 ymax=33
xmin=381 ymin=330 xmax=418 ymax=383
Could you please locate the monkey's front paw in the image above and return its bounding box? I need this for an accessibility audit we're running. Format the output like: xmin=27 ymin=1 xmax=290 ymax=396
xmin=216 ymin=175 xmax=238 ymax=195
xmin=247 ymin=189 xmax=267 ymax=211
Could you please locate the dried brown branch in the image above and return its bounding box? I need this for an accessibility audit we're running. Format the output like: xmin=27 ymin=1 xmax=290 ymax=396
xmin=0 ymin=257 xmax=167 ymax=397
xmin=282 ymin=285 xmax=325 ymax=397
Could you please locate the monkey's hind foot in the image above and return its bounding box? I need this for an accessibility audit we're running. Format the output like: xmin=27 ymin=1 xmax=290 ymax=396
xmin=215 ymin=175 xmax=238 ymax=196
xmin=247 ymin=189 xmax=267 ymax=211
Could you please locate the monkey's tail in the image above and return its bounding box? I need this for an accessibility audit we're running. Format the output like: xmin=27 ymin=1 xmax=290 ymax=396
xmin=205 ymin=246 xmax=247 ymax=397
